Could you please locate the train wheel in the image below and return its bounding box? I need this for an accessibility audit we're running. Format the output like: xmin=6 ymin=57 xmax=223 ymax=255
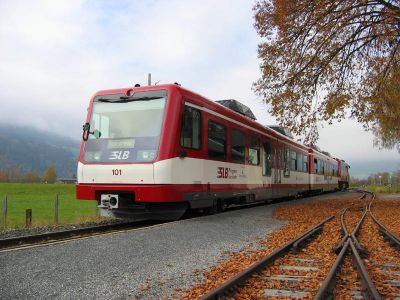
xmin=207 ymin=199 xmax=218 ymax=214
xmin=217 ymin=199 xmax=226 ymax=212
xmin=205 ymin=199 xmax=225 ymax=215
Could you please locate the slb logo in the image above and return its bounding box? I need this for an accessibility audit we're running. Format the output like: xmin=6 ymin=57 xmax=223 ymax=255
xmin=217 ymin=167 xmax=229 ymax=179
xmin=109 ymin=151 xmax=130 ymax=160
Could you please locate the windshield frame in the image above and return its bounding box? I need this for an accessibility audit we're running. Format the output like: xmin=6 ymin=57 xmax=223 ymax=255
xmin=82 ymin=89 xmax=168 ymax=164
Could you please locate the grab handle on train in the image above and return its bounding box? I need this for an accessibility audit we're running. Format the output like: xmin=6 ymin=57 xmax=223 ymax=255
xmin=179 ymin=149 xmax=187 ymax=159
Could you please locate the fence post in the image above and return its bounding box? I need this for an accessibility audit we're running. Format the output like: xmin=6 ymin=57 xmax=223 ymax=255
xmin=2 ymin=195 xmax=7 ymax=228
xmin=54 ymin=193 xmax=59 ymax=225
xmin=26 ymin=209 xmax=32 ymax=228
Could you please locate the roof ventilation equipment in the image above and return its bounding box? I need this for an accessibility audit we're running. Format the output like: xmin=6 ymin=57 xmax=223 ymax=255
xmin=268 ymin=126 xmax=294 ymax=139
xmin=308 ymin=144 xmax=321 ymax=152
xmin=321 ymin=151 xmax=332 ymax=157
xmin=216 ymin=99 xmax=256 ymax=120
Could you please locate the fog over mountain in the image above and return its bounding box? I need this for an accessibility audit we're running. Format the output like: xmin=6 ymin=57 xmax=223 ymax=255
xmin=0 ymin=123 xmax=79 ymax=178
xmin=0 ymin=122 xmax=397 ymax=180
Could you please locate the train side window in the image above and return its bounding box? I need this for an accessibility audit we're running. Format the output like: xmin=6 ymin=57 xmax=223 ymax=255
xmin=248 ymin=136 xmax=260 ymax=165
xmin=180 ymin=105 xmax=201 ymax=149
xmin=297 ymin=152 xmax=303 ymax=172
xmin=314 ymin=159 xmax=318 ymax=174
xmin=231 ymin=129 xmax=245 ymax=163
xmin=208 ymin=120 xmax=227 ymax=160
xmin=290 ymin=151 xmax=297 ymax=171
xmin=284 ymin=148 xmax=290 ymax=177
xmin=262 ymin=141 xmax=271 ymax=176
xmin=303 ymin=155 xmax=308 ymax=172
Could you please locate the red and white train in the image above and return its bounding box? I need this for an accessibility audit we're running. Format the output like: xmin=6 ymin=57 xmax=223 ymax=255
xmin=76 ymin=84 xmax=350 ymax=219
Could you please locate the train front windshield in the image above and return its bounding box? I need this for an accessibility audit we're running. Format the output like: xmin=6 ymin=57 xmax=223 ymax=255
xmin=83 ymin=90 xmax=167 ymax=163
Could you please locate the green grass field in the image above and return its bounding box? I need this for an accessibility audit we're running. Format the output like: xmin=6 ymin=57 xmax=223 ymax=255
xmin=0 ymin=183 xmax=100 ymax=229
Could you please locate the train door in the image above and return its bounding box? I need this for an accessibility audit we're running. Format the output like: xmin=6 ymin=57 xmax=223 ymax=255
xmin=272 ymin=146 xmax=282 ymax=198
xmin=261 ymin=140 xmax=272 ymax=199
xmin=325 ymin=161 xmax=330 ymax=189
xmin=272 ymin=148 xmax=279 ymax=184
xmin=179 ymin=103 xmax=204 ymax=185
xmin=278 ymin=148 xmax=283 ymax=184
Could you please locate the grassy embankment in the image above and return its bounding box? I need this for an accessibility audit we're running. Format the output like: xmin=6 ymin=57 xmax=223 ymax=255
xmin=365 ymin=184 xmax=400 ymax=194
xmin=350 ymin=184 xmax=400 ymax=194
xmin=0 ymin=183 xmax=100 ymax=229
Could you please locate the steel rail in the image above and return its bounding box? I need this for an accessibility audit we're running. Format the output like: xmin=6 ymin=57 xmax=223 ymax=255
xmin=369 ymin=202 xmax=400 ymax=249
xmin=199 ymin=215 xmax=335 ymax=300
xmin=0 ymin=220 xmax=164 ymax=250
xmin=333 ymin=208 xmax=349 ymax=253
xmin=315 ymin=203 xmax=381 ymax=300
xmin=349 ymin=239 xmax=382 ymax=300
xmin=350 ymin=206 xmax=368 ymax=255
xmin=333 ymin=204 xmax=367 ymax=254
xmin=314 ymin=238 xmax=350 ymax=300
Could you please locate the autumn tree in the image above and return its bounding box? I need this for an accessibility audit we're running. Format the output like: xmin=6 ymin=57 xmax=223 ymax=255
xmin=43 ymin=165 xmax=57 ymax=183
xmin=253 ymin=0 xmax=400 ymax=149
xmin=24 ymin=171 xmax=41 ymax=183
xmin=0 ymin=170 xmax=9 ymax=182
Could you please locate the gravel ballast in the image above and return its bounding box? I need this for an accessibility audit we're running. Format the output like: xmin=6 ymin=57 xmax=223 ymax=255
xmin=0 ymin=192 xmax=352 ymax=299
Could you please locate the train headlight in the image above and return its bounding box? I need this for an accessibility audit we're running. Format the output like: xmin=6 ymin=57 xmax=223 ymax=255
xmin=84 ymin=151 xmax=101 ymax=161
xmin=109 ymin=197 xmax=118 ymax=206
xmin=137 ymin=150 xmax=156 ymax=161
xmin=99 ymin=194 xmax=119 ymax=209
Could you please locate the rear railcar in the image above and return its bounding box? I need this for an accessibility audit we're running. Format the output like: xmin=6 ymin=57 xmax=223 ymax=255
xmin=308 ymin=149 xmax=340 ymax=193
xmin=337 ymin=160 xmax=350 ymax=190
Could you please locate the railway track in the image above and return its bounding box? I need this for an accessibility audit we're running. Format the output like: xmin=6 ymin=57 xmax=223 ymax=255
xmin=0 ymin=191 xmax=327 ymax=252
xmin=198 ymin=191 xmax=400 ymax=299
xmin=0 ymin=196 xmax=296 ymax=252
xmin=0 ymin=220 xmax=167 ymax=252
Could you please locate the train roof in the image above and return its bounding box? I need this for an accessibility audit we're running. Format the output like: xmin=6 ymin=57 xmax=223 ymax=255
xmin=91 ymin=83 xmax=344 ymax=162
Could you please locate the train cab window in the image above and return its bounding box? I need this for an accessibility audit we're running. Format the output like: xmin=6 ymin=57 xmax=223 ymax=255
xmin=290 ymin=151 xmax=297 ymax=171
xmin=180 ymin=105 xmax=201 ymax=149
xmin=208 ymin=120 xmax=227 ymax=160
xmin=262 ymin=141 xmax=272 ymax=176
xmin=231 ymin=129 xmax=245 ymax=163
xmin=284 ymin=148 xmax=290 ymax=177
xmin=303 ymin=155 xmax=308 ymax=172
xmin=248 ymin=136 xmax=260 ymax=165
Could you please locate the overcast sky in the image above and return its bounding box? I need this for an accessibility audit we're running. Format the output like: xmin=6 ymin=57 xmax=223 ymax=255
xmin=0 ymin=0 xmax=398 ymax=167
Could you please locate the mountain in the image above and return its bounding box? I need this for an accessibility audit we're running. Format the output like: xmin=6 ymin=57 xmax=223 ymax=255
xmin=0 ymin=123 xmax=80 ymax=178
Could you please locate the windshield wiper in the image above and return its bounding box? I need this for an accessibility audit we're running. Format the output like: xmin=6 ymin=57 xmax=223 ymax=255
xmin=97 ymin=96 xmax=163 ymax=103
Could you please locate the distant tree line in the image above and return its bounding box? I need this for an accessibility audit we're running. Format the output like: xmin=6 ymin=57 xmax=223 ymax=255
xmin=352 ymin=170 xmax=400 ymax=186
xmin=0 ymin=165 xmax=57 ymax=183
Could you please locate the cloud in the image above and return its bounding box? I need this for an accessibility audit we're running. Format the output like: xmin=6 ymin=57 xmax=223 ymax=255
xmin=318 ymin=119 xmax=399 ymax=162
xmin=0 ymin=0 xmax=397 ymax=164
xmin=0 ymin=0 xmax=258 ymax=133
